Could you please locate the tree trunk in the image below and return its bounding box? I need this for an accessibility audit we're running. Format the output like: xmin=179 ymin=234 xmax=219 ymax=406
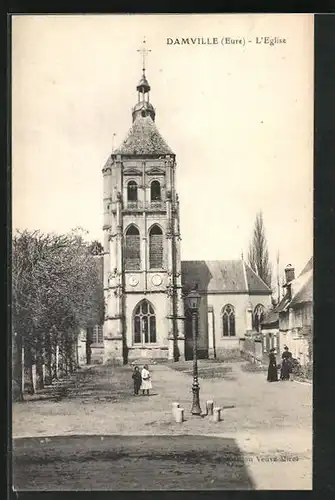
xmin=44 ymin=330 xmax=53 ymax=385
xmin=86 ymin=338 xmax=91 ymax=365
xmin=63 ymin=338 xmax=69 ymax=376
xmin=13 ymin=334 xmax=24 ymax=401
xmin=58 ymin=340 xmax=66 ymax=378
xmin=52 ymin=343 xmax=59 ymax=380
xmin=75 ymin=336 xmax=79 ymax=369
xmin=68 ymin=339 xmax=74 ymax=373
xmin=35 ymin=337 xmax=45 ymax=390
xmin=25 ymin=342 xmax=35 ymax=395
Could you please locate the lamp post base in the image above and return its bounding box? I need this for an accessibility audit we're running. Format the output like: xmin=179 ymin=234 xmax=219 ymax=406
xmin=191 ymin=382 xmax=202 ymax=415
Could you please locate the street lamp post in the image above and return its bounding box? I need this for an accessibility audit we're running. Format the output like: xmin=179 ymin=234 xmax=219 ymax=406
xmin=185 ymin=287 xmax=202 ymax=416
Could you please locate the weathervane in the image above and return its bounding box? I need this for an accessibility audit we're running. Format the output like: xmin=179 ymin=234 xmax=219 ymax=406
xmin=137 ymin=37 xmax=151 ymax=73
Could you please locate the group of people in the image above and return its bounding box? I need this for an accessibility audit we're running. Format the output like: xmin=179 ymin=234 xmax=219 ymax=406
xmin=132 ymin=364 xmax=152 ymax=395
xmin=267 ymin=345 xmax=295 ymax=382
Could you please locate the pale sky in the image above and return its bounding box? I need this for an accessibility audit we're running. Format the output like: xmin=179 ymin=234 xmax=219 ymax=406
xmin=12 ymin=14 xmax=313 ymax=280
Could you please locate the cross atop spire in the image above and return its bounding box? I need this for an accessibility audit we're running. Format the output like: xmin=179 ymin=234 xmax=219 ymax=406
xmin=137 ymin=37 xmax=151 ymax=74
xmin=133 ymin=38 xmax=155 ymax=122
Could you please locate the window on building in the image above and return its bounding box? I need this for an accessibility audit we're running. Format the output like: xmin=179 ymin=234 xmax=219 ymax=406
xmin=222 ymin=304 xmax=236 ymax=337
xmin=133 ymin=300 xmax=156 ymax=344
xmin=127 ymin=181 xmax=138 ymax=206
xmin=125 ymin=225 xmax=141 ymax=270
xmin=150 ymin=180 xmax=161 ymax=202
xmin=253 ymin=304 xmax=265 ymax=332
xmin=149 ymin=224 xmax=163 ymax=269
xmin=92 ymin=325 xmax=103 ymax=344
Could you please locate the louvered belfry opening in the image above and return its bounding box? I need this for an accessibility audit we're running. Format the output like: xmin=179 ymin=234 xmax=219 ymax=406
xmin=150 ymin=180 xmax=161 ymax=201
xmin=125 ymin=225 xmax=141 ymax=270
xmin=127 ymin=181 xmax=138 ymax=208
xmin=149 ymin=224 xmax=163 ymax=269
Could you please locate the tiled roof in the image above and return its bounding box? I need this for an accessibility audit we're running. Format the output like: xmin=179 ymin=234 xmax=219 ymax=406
xmin=275 ymin=257 xmax=313 ymax=312
xmin=244 ymin=262 xmax=272 ymax=294
xmin=181 ymin=260 xmax=271 ymax=294
xmin=275 ymin=295 xmax=291 ymax=313
xmin=298 ymin=256 xmax=313 ymax=277
xmin=290 ymin=274 xmax=313 ymax=307
xmin=261 ymin=309 xmax=279 ymax=326
xmin=115 ymin=115 xmax=174 ymax=155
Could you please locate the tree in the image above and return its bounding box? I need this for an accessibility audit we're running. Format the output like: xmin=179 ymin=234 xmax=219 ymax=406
xmin=248 ymin=211 xmax=272 ymax=288
xmin=12 ymin=229 xmax=103 ymax=399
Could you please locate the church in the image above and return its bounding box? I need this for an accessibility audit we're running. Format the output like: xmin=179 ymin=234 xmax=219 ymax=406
xmin=90 ymin=43 xmax=272 ymax=365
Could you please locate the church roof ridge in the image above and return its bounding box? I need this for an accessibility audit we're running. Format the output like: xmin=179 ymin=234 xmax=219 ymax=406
xmin=243 ymin=261 xmax=272 ymax=293
xmin=181 ymin=259 xmax=271 ymax=295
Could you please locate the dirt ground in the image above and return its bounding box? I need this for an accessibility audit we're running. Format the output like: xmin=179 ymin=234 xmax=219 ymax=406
xmin=12 ymin=359 xmax=312 ymax=490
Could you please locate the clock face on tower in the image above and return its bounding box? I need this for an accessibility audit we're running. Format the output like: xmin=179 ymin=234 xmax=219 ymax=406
xmin=128 ymin=275 xmax=139 ymax=287
xmin=151 ymin=274 xmax=162 ymax=286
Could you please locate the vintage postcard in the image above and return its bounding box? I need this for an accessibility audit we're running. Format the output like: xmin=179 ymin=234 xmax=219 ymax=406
xmin=11 ymin=14 xmax=313 ymax=491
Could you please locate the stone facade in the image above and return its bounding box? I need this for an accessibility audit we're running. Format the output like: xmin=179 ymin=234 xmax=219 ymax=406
xmin=102 ymin=69 xmax=184 ymax=364
xmin=97 ymin=64 xmax=272 ymax=365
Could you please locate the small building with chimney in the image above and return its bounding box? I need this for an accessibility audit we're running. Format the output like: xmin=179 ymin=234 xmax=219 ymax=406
xmin=275 ymin=258 xmax=313 ymax=366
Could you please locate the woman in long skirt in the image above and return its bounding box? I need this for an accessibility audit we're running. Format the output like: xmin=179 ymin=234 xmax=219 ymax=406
xmin=140 ymin=364 xmax=152 ymax=395
xmin=267 ymin=348 xmax=278 ymax=382
xmin=280 ymin=346 xmax=293 ymax=381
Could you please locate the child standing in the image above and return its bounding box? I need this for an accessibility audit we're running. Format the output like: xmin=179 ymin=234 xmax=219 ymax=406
xmin=140 ymin=364 xmax=152 ymax=395
xmin=132 ymin=365 xmax=142 ymax=396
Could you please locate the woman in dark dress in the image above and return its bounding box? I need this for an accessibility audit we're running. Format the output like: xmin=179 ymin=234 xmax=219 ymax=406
xmin=280 ymin=346 xmax=293 ymax=381
xmin=267 ymin=348 xmax=278 ymax=382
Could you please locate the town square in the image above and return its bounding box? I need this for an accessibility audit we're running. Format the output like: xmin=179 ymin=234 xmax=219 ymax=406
xmin=13 ymin=357 xmax=312 ymax=490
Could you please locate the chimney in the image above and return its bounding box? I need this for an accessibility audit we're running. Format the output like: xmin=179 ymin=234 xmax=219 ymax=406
xmin=284 ymin=264 xmax=295 ymax=284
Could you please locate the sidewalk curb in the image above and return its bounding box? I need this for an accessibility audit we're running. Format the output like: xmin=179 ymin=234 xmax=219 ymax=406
xmin=293 ymin=380 xmax=312 ymax=386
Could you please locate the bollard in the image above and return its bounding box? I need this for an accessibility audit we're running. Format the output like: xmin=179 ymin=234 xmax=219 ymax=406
xmin=206 ymin=400 xmax=214 ymax=416
xmin=172 ymin=402 xmax=180 ymax=419
xmin=175 ymin=407 xmax=184 ymax=423
xmin=213 ymin=407 xmax=222 ymax=422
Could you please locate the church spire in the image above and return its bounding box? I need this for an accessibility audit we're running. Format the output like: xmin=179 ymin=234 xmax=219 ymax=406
xmin=132 ymin=38 xmax=156 ymax=122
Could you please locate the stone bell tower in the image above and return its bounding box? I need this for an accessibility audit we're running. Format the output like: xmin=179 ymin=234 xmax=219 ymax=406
xmin=102 ymin=40 xmax=185 ymax=364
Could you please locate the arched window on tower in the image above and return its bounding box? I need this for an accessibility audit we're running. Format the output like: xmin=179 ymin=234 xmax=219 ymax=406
xmin=222 ymin=304 xmax=236 ymax=337
xmin=253 ymin=304 xmax=265 ymax=332
xmin=127 ymin=181 xmax=138 ymax=208
xmin=150 ymin=180 xmax=161 ymax=207
xmin=133 ymin=300 xmax=156 ymax=344
xmin=125 ymin=225 xmax=140 ymax=270
xmin=149 ymin=225 xmax=163 ymax=269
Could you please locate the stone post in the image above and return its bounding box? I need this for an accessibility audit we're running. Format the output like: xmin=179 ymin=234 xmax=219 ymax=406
xmin=206 ymin=400 xmax=214 ymax=416
xmin=172 ymin=402 xmax=180 ymax=419
xmin=213 ymin=407 xmax=222 ymax=422
xmin=175 ymin=407 xmax=184 ymax=423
